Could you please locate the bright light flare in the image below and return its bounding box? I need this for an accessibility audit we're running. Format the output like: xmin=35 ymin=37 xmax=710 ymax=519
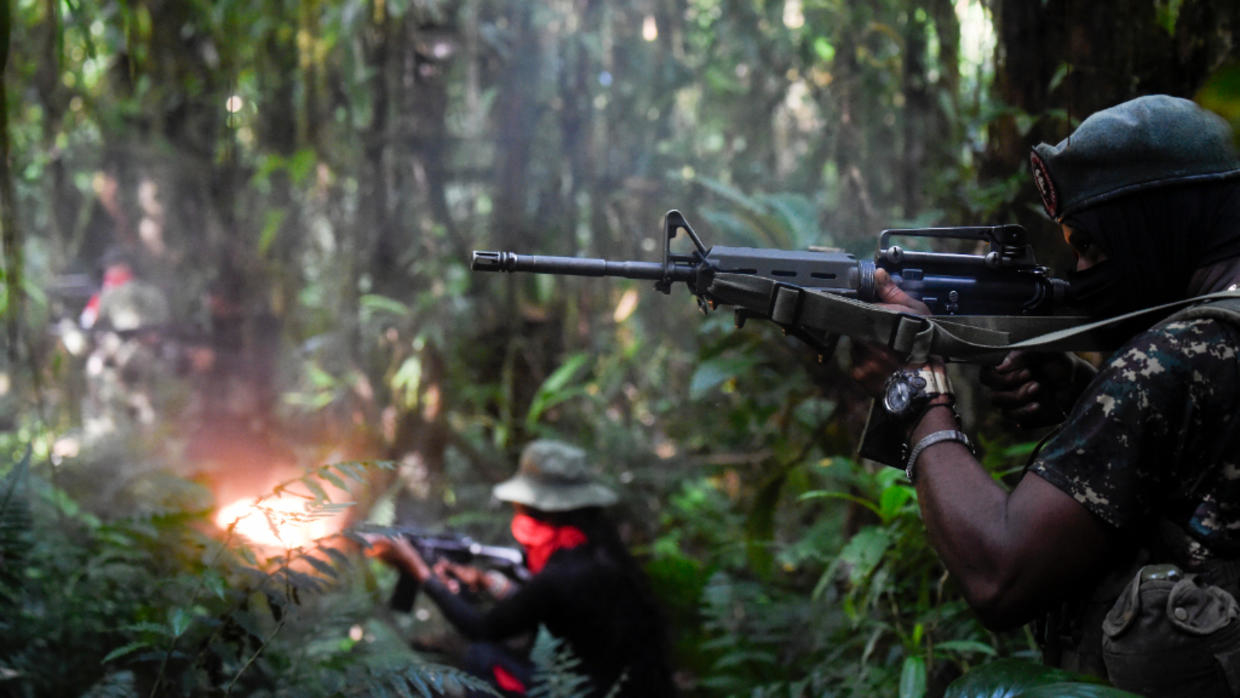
xmin=783 ymin=0 xmax=805 ymax=29
xmin=613 ymin=288 xmax=639 ymax=323
xmin=215 ymin=494 xmax=344 ymax=549
xmin=642 ymin=15 xmax=658 ymax=41
xmin=225 ymin=95 xmax=244 ymax=113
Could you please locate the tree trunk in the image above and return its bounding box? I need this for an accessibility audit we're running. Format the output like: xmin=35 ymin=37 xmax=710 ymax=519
xmin=901 ymin=8 xmax=929 ymax=219
xmin=1 ymin=0 xmax=19 ymax=362
xmin=988 ymin=0 xmax=1240 ymax=254
xmin=491 ymin=3 xmax=541 ymax=253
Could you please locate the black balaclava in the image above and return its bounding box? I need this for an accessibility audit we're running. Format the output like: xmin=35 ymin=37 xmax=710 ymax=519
xmin=1062 ymin=178 xmax=1240 ymax=317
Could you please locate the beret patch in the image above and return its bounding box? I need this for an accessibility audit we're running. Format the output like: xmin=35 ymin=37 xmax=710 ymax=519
xmin=1030 ymin=95 xmax=1240 ymax=221
xmin=1030 ymin=151 xmax=1059 ymax=220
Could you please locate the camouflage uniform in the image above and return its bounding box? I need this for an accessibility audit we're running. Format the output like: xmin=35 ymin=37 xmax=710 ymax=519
xmin=1030 ymin=315 xmax=1240 ymax=566
xmin=1020 ymin=95 xmax=1240 ymax=695
xmin=1028 ymin=308 xmax=1240 ymax=694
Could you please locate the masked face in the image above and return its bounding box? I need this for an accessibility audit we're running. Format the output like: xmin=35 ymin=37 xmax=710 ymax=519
xmin=1062 ymin=225 xmax=1126 ymax=317
xmin=1057 ymin=182 xmax=1240 ymax=319
xmin=1063 ymin=225 xmax=1107 ymax=272
xmin=1067 ymin=261 xmax=1127 ymax=317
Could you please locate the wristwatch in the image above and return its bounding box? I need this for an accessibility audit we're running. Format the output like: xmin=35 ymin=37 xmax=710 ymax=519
xmin=881 ymin=363 xmax=953 ymax=419
xmin=858 ymin=362 xmax=957 ymax=470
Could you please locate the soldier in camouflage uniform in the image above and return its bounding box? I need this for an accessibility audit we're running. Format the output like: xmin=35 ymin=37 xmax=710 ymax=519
xmin=853 ymin=95 xmax=1240 ymax=696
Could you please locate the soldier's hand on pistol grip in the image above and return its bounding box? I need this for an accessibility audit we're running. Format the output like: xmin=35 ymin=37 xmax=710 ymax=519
xmin=980 ymin=350 xmax=1095 ymax=429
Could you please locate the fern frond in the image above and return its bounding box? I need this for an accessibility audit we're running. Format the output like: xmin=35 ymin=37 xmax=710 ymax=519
xmin=528 ymin=627 xmax=593 ymax=698
xmin=0 ymin=446 xmax=33 ymax=588
xmin=360 ymin=660 xmax=500 ymax=698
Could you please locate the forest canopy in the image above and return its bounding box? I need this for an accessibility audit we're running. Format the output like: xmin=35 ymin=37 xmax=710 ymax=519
xmin=2 ymin=0 xmax=1239 ymax=696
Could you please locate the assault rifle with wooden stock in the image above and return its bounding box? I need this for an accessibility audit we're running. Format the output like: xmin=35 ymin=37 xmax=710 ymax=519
xmin=472 ymin=210 xmax=1109 ymax=364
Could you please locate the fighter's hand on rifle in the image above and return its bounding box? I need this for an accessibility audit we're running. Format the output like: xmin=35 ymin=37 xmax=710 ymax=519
xmin=433 ymin=560 xmax=517 ymax=598
xmin=432 ymin=560 xmax=480 ymax=594
xmin=364 ymin=535 xmax=432 ymax=582
xmin=850 ymin=268 xmax=934 ymax=394
xmin=980 ymin=351 xmax=1096 ymax=430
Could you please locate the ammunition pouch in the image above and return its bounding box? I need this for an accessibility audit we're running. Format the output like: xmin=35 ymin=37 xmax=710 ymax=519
xmin=1101 ymin=564 xmax=1240 ymax=697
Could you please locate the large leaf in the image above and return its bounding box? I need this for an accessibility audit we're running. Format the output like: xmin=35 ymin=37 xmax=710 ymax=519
xmin=900 ymin=655 xmax=927 ymax=698
xmin=837 ymin=525 xmax=894 ymax=586
xmin=945 ymin=659 xmax=1136 ymax=698
xmin=878 ymin=481 xmax=916 ymax=524
xmin=1016 ymin=685 xmax=1140 ymax=698
xmin=361 ymin=293 xmax=412 ymax=319
xmin=525 ymin=352 xmax=591 ymax=429
xmin=688 ymin=353 xmax=762 ymax=399
xmin=934 ymin=640 xmax=998 ymax=657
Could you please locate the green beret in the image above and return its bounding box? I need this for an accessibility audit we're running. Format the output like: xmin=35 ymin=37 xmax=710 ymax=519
xmin=1030 ymin=95 xmax=1240 ymax=221
xmin=492 ymin=439 xmax=618 ymax=511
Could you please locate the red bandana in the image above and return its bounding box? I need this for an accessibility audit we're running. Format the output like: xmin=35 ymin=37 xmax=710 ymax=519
xmin=510 ymin=513 xmax=587 ymax=573
xmin=79 ymin=267 xmax=135 ymax=329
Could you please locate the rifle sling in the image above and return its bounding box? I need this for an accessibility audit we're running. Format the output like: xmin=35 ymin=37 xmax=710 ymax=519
xmin=707 ymin=272 xmax=1240 ymax=363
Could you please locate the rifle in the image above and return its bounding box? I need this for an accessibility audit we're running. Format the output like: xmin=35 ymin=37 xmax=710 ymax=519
xmin=471 ymin=210 xmax=1103 ymax=363
xmin=363 ymin=527 xmax=530 ymax=612
xmin=47 ymin=273 xmax=98 ymax=303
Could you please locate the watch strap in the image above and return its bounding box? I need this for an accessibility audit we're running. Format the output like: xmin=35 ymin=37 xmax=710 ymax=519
xmin=905 ymin=429 xmax=972 ymax=483
xmin=913 ymin=363 xmax=952 ymax=396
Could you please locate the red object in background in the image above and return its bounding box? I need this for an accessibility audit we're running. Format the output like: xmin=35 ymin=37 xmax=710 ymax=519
xmin=492 ymin=664 xmax=526 ymax=694
xmin=79 ymin=265 xmax=135 ymax=328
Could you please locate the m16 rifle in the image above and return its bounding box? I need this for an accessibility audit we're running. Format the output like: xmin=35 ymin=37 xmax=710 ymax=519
xmin=472 ymin=210 xmax=1093 ymax=364
xmin=363 ymin=527 xmax=530 ymax=612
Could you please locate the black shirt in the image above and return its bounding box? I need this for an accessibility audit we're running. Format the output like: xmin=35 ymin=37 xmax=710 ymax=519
xmin=423 ymin=543 xmax=675 ymax=697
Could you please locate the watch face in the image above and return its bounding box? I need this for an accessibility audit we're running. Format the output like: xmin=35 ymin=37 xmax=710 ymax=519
xmin=884 ymin=380 xmax=914 ymax=414
xmin=883 ymin=372 xmax=927 ymax=416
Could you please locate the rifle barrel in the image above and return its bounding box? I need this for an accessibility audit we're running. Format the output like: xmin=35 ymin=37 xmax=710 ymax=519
xmin=472 ymin=251 xmax=693 ymax=282
xmin=469 ymin=542 xmax=526 ymax=567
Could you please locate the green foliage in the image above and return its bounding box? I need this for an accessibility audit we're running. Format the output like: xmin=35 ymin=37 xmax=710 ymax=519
xmin=0 ymin=451 xmax=491 ymax=697
xmin=526 ymin=627 xmax=594 ymax=698
xmin=1153 ymin=0 xmax=1185 ymax=37
xmin=1198 ymin=63 xmax=1240 ymax=137
xmin=0 ymin=446 xmax=33 ymax=592
xmin=647 ymin=449 xmax=1033 ymax=696
xmin=525 ymin=353 xmax=591 ymax=435
xmin=945 ymin=658 xmax=1138 ymax=698
xmin=691 ymin=177 xmax=828 ymax=251
xmin=8 ymin=0 xmax=1234 ymax=695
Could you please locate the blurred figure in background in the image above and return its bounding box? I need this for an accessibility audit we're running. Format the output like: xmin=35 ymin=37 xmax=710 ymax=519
xmin=369 ymin=439 xmax=676 ymax=697
xmin=77 ymin=247 xmax=177 ymax=447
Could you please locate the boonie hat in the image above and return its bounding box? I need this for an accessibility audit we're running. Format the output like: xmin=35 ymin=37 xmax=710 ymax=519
xmin=492 ymin=440 xmax=618 ymax=511
xmin=1030 ymin=94 xmax=1240 ymax=221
